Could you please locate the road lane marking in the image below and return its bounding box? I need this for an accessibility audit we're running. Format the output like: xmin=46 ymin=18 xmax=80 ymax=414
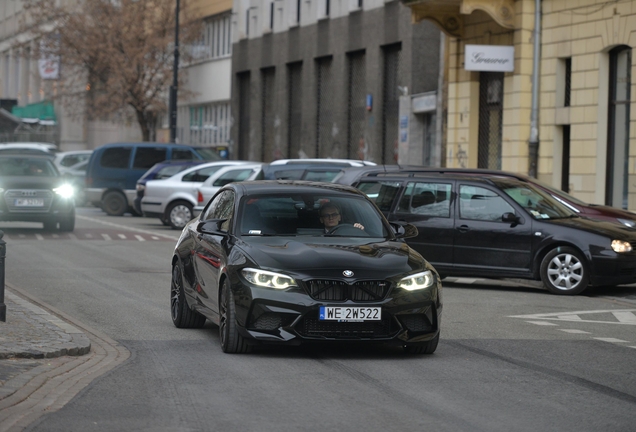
xmin=525 ymin=321 xmax=558 ymax=326
xmin=151 ymin=236 xmax=160 ymax=240
xmin=118 ymin=234 xmax=126 ymax=239
xmin=510 ymin=309 xmax=636 ymax=325
xmin=559 ymin=329 xmax=591 ymax=334
xmin=76 ymin=214 xmax=180 ymax=241
xmin=613 ymin=311 xmax=636 ymax=323
xmin=557 ymin=314 xmax=582 ymax=320
xmin=85 ymin=233 xmax=93 ymax=238
xmin=52 ymin=234 xmax=59 ymax=239
xmin=135 ymin=235 xmax=145 ymax=242
xmin=68 ymin=233 xmax=77 ymax=240
xmin=101 ymin=234 xmax=111 ymax=241
xmin=593 ymin=337 xmax=630 ymax=343
xmin=35 ymin=234 xmax=44 ymax=240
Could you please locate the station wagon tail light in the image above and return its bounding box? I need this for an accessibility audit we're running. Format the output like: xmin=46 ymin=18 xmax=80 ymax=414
xmin=53 ymin=183 xmax=74 ymax=199
xmin=242 ymin=268 xmax=297 ymax=289
xmin=197 ymin=190 xmax=204 ymax=203
xmin=611 ymin=240 xmax=632 ymax=253
xmin=398 ymin=271 xmax=434 ymax=291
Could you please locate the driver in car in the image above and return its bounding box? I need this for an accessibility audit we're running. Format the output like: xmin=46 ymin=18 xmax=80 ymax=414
xmin=319 ymin=202 xmax=364 ymax=233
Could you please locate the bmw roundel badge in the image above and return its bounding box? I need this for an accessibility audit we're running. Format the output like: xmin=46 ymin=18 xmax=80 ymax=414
xmin=343 ymin=270 xmax=354 ymax=277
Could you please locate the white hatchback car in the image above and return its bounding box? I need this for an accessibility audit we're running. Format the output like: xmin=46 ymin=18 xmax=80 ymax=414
xmin=141 ymin=160 xmax=252 ymax=229
xmin=193 ymin=163 xmax=263 ymax=217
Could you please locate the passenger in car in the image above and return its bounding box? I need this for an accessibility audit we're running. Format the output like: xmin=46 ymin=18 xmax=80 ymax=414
xmin=319 ymin=202 xmax=364 ymax=233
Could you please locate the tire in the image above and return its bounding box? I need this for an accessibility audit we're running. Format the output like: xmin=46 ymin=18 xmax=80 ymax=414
xmin=540 ymin=247 xmax=589 ymax=295
xmin=59 ymin=213 xmax=75 ymax=232
xmin=166 ymin=200 xmax=193 ymax=230
xmin=42 ymin=221 xmax=57 ymax=231
xmin=170 ymin=262 xmax=206 ymax=328
xmin=160 ymin=217 xmax=170 ymax=227
xmin=102 ymin=191 xmax=128 ymax=216
xmin=219 ymin=279 xmax=250 ymax=353
xmin=404 ymin=333 xmax=439 ymax=355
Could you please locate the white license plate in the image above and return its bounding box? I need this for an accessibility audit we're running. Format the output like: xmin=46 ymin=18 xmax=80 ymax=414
xmin=14 ymin=198 xmax=44 ymax=207
xmin=319 ymin=306 xmax=381 ymax=322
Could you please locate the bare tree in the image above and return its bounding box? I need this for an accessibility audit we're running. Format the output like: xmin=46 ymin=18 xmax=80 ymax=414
xmin=19 ymin=0 xmax=201 ymax=141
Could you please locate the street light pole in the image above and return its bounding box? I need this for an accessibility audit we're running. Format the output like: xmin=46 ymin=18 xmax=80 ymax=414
xmin=169 ymin=0 xmax=180 ymax=143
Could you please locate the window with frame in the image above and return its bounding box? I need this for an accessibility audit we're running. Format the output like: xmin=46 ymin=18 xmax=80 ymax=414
xmin=459 ymin=185 xmax=514 ymax=221
xmin=133 ymin=148 xmax=168 ymax=170
xmin=100 ymin=147 xmax=131 ymax=169
xmin=182 ymin=166 xmax=224 ymax=182
xmin=397 ymin=182 xmax=451 ymax=217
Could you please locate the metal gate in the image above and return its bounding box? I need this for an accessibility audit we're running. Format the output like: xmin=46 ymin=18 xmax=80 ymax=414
xmin=347 ymin=51 xmax=366 ymax=160
xmin=237 ymin=71 xmax=251 ymax=160
xmin=316 ymin=56 xmax=333 ymax=158
xmin=381 ymin=44 xmax=401 ymax=164
xmin=287 ymin=62 xmax=303 ymax=159
xmin=478 ymin=72 xmax=503 ymax=169
xmin=261 ymin=67 xmax=276 ymax=161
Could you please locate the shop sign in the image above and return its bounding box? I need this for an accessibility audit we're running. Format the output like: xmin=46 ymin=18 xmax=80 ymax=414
xmin=465 ymin=45 xmax=514 ymax=72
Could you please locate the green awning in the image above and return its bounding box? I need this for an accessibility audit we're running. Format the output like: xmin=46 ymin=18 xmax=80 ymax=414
xmin=11 ymin=101 xmax=57 ymax=123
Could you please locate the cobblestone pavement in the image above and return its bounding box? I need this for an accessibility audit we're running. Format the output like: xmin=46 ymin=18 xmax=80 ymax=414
xmin=0 ymin=286 xmax=129 ymax=432
xmin=0 ymin=290 xmax=91 ymax=361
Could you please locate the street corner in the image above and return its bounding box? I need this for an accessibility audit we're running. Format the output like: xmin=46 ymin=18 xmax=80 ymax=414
xmin=0 ymin=290 xmax=91 ymax=361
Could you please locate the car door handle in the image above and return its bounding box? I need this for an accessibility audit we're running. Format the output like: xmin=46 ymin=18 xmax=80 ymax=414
xmin=457 ymin=225 xmax=470 ymax=233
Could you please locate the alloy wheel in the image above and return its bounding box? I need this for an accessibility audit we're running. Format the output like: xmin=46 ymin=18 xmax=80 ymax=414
xmin=546 ymin=252 xmax=583 ymax=291
xmin=170 ymin=265 xmax=182 ymax=321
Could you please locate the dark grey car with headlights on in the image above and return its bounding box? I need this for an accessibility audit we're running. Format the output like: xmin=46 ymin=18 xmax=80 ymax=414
xmin=170 ymin=181 xmax=442 ymax=354
xmin=0 ymin=154 xmax=76 ymax=231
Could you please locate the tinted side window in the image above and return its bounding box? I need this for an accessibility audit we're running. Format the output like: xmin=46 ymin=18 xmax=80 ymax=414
xmin=182 ymin=166 xmax=223 ymax=182
xmin=204 ymin=190 xmax=234 ymax=231
xmin=133 ymin=147 xmax=168 ymax=169
xmin=100 ymin=147 xmax=131 ymax=168
xmin=172 ymin=149 xmax=195 ymax=160
xmin=212 ymin=168 xmax=254 ymax=186
xmin=397 ymin=182 xmax=452 ymax=217
xmin=357 ymin=181 xmax=401 ymax=212
xmin=459 ymin=185 xmax=514 ymax=221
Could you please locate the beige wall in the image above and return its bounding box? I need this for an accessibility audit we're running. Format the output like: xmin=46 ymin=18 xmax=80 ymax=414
xmin=190 ymin=0 xmax=232 ymax=20
xmin=442 ymin=0 xmax=636 ymax=209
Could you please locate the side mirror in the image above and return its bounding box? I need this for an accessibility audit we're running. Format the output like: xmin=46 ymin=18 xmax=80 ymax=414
xmin=390 ymin=222 xmax=418 ymax=239
xmin=197 ymin=218 xmax=228 ymax=235
xmin=502 ymin=212 xmax=519 ymax=224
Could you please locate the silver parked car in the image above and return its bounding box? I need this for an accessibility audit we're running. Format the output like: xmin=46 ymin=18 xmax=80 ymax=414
xmin=141 ymin=160 xmax=252 ymax=229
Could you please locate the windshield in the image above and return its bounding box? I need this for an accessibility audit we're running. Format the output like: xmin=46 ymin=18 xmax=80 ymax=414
xmin=495 ymin=179 xmax=575 ymax=220
xmin=193 ymin=147 xmax=222 ymax=161
xmin=0 ymin=157 xmax=58 ymax=177
xmin=531 ymin=178 xmax=588 ymax=207
xmin=238 ymin=193 xmax=389 ymax=238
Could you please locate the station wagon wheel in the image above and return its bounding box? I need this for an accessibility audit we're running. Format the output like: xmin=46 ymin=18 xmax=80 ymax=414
xmin=170 ymin=262 xmax=206 ymax=328
xmin=166 ymin=200 xmax=193 ymax=230
xmin=540 ymin=247 xmax=589 ymax=295
xmin=219 ymin=279 xmax=250 ymax=354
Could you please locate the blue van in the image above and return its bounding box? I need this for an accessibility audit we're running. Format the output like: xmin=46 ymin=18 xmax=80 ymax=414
xmin=85 ymin=142 xmax=221 ymax=216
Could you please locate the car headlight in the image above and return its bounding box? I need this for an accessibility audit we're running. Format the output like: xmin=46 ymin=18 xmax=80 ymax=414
xmin=53 ymin=184 xmax=75 ymax=199
xmin=617 ymin=218 xmax=636 ymax=228
xmin=242 ymin=268 xmax=297 ymax=289
xmin=611 ymin=240 xmax=632 ymax=253
xmin=397 ymin=270 xmax=434 ymax=291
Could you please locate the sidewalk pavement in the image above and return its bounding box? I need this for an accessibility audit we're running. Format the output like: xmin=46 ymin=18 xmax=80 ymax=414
xmin=0 ymin=288 xmax=91 ymax=360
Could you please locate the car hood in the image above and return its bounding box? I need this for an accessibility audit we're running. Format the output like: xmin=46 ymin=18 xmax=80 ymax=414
xmin=0 ymin=176 xmax=67 ymax=190
xmin=546 ymin=216 xmax=636 ymax=241
xmin=583 ymin=203 xmax=636 ymax=219
xmin=237 ymin=237 xmax=429 ymax=279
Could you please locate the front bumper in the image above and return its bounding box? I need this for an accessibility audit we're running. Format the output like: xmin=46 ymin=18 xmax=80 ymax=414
xmin=589 ymin=251 xmax=636 ymax=286
xmin=0 ymin=191 xmax=75 ymax=223
xmin=230 ymin=278 xmax=442 ymax=346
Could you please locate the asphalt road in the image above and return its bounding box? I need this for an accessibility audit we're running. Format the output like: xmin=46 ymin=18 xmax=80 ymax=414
xmin=2 ymin=207 xmax=636 ymax=431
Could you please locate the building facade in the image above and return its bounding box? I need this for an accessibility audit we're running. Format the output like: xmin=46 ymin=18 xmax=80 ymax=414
xmin=173 ymin=0 xmax=233 ymax=152
xmin=230 ymin=0 xmax=443 ymax=164
xmin=402 ymin=0 xmax=636 ymax=211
